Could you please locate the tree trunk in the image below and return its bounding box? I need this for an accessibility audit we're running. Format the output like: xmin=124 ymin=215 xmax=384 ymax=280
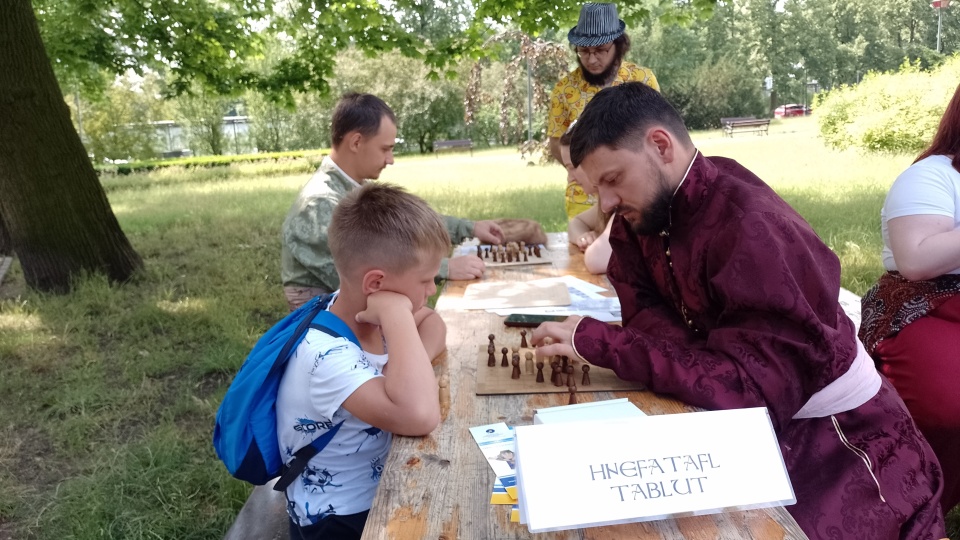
xmin=0 ymin=0 xmax=143 ymax=292
xmin=0 ymin=209 xmax=11 ymax=255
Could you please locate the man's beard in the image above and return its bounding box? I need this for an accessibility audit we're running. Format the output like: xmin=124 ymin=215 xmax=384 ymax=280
xmin=624 ymin=172 xmax=674 ymax=236
xmin=580 ymin=57 xmax=620 ymax=87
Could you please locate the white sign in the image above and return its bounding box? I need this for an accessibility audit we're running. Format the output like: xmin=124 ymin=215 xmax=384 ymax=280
xmin=514 ymin=407 xmax=795 ymax=533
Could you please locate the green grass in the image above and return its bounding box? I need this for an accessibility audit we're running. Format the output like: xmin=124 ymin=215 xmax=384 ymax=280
xmin=0 ymin=116 xmax=956 ymax=539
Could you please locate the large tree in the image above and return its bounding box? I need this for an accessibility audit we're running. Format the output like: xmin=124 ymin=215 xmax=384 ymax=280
xmin=0 ymin=0 xmax=143 ymax=292
xmin=2 ymin=0 xmax=716 ymax=292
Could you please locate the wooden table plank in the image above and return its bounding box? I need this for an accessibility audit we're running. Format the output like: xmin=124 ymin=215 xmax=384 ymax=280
xmin=361 ymin=233 xmax=808 ymax=540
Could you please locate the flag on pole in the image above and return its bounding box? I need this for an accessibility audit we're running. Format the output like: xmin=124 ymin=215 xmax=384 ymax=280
xmin=932 ymin=0 xmax=951 ymax=8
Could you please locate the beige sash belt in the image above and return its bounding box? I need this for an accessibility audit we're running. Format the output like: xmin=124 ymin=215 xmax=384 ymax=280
xmin=792 ymin=339 xmax=882 ymax=419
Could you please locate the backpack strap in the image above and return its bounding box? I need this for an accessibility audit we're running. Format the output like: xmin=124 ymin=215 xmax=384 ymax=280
xmin=273 ymin=309 xmax=361 ymax=492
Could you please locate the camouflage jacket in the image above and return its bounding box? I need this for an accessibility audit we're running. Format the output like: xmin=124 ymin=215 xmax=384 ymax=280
xmin=281 ymin=156 xmax=474 ymax=290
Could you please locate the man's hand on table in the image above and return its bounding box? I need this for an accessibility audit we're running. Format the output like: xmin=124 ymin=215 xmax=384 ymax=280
xmin=447 ymin=255 xmax=485 ymax=280
xmin=531 ymin=316 xmax=585 ymax=361
xmin=473 ymin=220 xmax=505 ymax=245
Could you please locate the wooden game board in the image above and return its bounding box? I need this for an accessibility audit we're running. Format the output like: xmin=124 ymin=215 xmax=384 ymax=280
xmin=470 ymin=243 xmax=557 ymax=267
xmin=475 ymin=342 xmax=643 ymax=395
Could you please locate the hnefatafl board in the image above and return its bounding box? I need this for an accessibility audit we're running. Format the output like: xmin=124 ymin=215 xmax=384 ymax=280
xmin=475 ymin=336 xmax=643 ymax=395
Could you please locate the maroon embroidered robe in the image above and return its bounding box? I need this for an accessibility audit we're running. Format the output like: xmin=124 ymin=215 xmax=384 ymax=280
xmin=573 ymin=154 xmax=945 ymax=539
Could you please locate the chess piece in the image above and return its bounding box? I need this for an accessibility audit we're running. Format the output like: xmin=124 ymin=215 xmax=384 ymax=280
xmin=534 ymin=245 xmax=541 ymax=257
xmin=520 ymin=241 xmax=526 ymax=253
xmin=520 ymin=330 xmax=528 ymax=348
xmin=485 ymin=247 xmax=490 ymax=259
xmin=561 ymin=355 xmax=569 ymax=372
xmin=487 ymin=349 xmax=496 ymax=367
xmin=568 ymin=384 xmax=578 ymax=405
xmin=525 ymin=352 xmax=534 ymax=374
xmin=477 ymin=245 xmax=483 ymax=258
xmin=488 ymin=334 xmax=495 ymax=348
xmin=501 ymin=347 xmax=509 ymax=367
xmin=581 ymin=364 xmax=591 ymax=386
xmin=500 ymin=250 xmax=506 ymax=263
xmin=507 ymin=251 xmax=513 ymax=263
xmin=535 ymin=361 xmax=545 ymax=383
xmin=511 ymin=357 xmax=521 ymax=379
xmin=523 ymin=252 xmax=528 ymax=262
xmin=565 ymin=365 xmax=575 ymax=387
xmin=551 ymin=362 xmax=562 ymax=386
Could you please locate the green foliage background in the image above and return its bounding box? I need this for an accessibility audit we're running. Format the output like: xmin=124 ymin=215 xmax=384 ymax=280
xmin=817 ymin=55 xmax=960 ymax=154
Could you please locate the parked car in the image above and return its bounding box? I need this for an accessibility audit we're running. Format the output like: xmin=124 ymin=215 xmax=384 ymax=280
xmin=774 ymin=104 xmax=812 ymax=118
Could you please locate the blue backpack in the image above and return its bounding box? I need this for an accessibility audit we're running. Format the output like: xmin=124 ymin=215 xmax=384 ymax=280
xmin=213 ymin=293 xmax=360 ymax=491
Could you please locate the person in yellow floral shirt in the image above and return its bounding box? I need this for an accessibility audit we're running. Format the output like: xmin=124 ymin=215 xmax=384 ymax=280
xmin=547 ymin=3 xmax=659 ymax=219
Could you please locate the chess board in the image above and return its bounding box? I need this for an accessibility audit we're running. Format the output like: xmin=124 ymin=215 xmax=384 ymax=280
xmin=468 ymin=243 xmax=557 ymax=267
xmin=475 ymin=341 xmax=643 ymax=395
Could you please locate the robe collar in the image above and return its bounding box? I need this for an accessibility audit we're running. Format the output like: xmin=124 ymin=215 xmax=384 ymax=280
xmin=658 ymin=149 xmax=706 ymax=237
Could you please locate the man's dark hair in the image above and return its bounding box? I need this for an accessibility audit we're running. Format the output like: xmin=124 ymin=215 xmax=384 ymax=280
xmin=568 ymin=82 xmax=692 ymax=167
xmin=612 ymin=33 xmax=631 ymax=63
xmin=331 ymin=92 xmax=397 ymax=148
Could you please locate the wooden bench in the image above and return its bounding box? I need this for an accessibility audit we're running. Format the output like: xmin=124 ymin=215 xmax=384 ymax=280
xmin=432 ymin=138 xmax=473 ymax=157
xmin=721 ymin=116 xmax=770 ymax=137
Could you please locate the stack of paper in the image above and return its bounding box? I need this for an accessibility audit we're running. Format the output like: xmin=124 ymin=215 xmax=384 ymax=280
xmin=533 ymin=398 xmax=646 ymax=425
xmin=471 ymin=399 xmax=649 ymax=525
xmin=469 ymin=423 xmax=519 ymax=519
xmin=485 ymin=276 xmax=621 ymax=323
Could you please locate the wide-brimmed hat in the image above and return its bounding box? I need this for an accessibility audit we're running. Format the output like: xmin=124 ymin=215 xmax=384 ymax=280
xmin=567 ymin=3 xmax=626 ymax=47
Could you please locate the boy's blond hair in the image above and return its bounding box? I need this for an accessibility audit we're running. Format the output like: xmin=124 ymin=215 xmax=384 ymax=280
xmin=329 ymin=183 xmax=451 ymax=277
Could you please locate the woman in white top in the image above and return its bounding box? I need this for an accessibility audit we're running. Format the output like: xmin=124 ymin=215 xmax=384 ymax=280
xmin=860 ymin=83 xmax=960 ymax=517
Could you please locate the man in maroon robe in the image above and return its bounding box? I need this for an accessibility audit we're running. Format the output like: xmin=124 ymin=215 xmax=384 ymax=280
xmin=532 ymin=82 xmax=946 ymax=540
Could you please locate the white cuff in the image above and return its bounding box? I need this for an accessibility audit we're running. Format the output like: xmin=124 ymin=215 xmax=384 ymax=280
xmin=570 ymin=316 xmax=590 ymax=362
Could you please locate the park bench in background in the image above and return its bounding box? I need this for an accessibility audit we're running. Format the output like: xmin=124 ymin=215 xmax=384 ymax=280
xmin=721 ymin=116 xmax=771 ymax=137
xmin=432 ymin=138 xmax=473 ymax=157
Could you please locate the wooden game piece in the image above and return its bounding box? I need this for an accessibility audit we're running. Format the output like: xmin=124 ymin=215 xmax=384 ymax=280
xmin=523 ymin=252 xmax=528 ymax=262
xmin=525 ymin=351 xmax=534 ymax=374
xmin=485 ymin=247 xmax=490 ymax=259
xmin=551 ymin=362 xmax=562 ymax=386
xmin=568 ymin=384 xmax=578 ymax=405
xmin=565 ymin=365 xmax=575 ymax=387
xmin=581 ymin=364 xmax=591 ymax=386
xmin=535 ymin=361 xmax=545 ymax=383
xmin=520 ymin=241 xmax=526 ymax=252
xmin=487 ymin=350 xmax=496 ymax=367
xmin=477 ymin=245 xmax=482 ymax=258
xmin=561 ymin=355 xmax=569 ymax=372
xmin=500 ymin=250 xmax=505 ymax=263
xmin=534 ymin=245 xmax=541 ymax=257
xmin=511 ymin=357 xmax=521 ymax=379
xmin=501 ymin=347 xmax=509 ymax=367
xmin=520 ymin=330 xmax=528 ymax=348
xmin=488 ymin=334 xmax=495 ymax=348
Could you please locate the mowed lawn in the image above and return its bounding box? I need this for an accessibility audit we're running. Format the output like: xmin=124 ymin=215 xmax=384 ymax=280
xmin=2 ymin=116 xmax=955 ymax=539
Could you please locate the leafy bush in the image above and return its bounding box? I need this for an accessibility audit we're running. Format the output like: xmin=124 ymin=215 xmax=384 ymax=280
xmin=665 ymin=57 xmax=768 ymax=130
xmin=816 ymin=56 xmax=960 ymax=154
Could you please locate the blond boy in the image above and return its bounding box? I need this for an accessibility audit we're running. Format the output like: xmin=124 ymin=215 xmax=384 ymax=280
xmin=276 ymin=182 xmax=449 ymax=540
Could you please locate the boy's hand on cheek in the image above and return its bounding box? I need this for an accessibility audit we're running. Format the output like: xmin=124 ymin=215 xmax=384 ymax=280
xmin=356 ymin=291 xmax=413 ymax=326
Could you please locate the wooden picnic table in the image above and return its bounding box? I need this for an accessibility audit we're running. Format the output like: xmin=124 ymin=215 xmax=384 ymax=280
xmin=360 ymin=232 xmax=808 ymax=540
